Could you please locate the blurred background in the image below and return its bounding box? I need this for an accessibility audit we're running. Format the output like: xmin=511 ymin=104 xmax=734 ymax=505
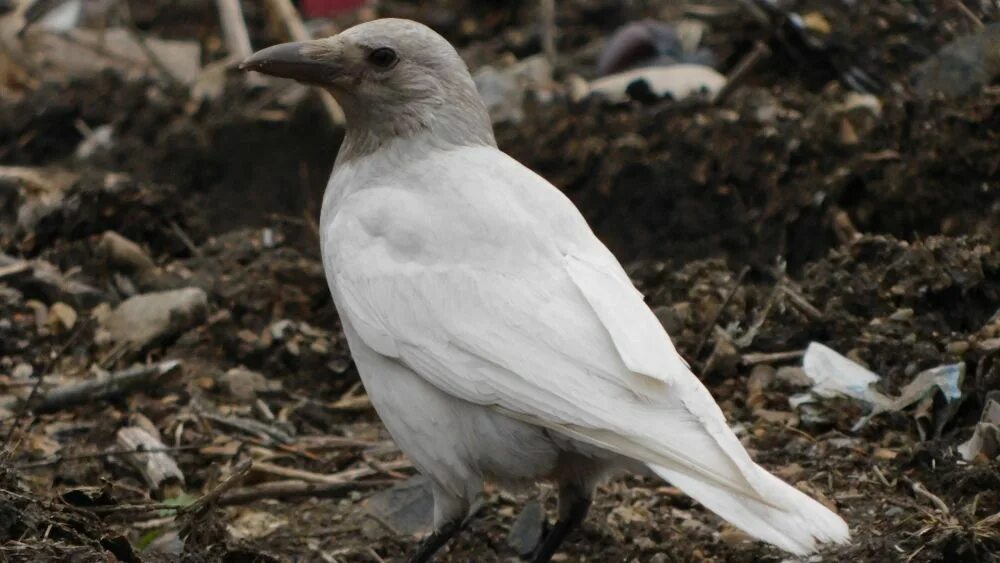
xmin=0 ymin=1 xmax=998 ymax=561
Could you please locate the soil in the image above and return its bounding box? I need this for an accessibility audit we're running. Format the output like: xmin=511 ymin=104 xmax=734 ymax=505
xmin=1 ymin=1 xmax=998 ymax=562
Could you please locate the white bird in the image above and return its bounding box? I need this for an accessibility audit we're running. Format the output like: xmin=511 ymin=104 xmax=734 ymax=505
xmin=241 ymin=18 xmax=850 ymax=562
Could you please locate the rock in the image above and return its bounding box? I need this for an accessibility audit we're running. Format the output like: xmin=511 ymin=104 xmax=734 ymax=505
xmin=775 ymin=366 xmax=811 ymax=387
xmin=363 ymin=475 xmax=433 ymax=536
xmin=103 ymin=287 xmax=208 ymax=349
xmin=0 ymin=254 xmax=103 ymax=308
xmin=508 ymin=500 xmax=546 ymax=557
xmin=589 ymin=64 xmax=725 ymax=103
xmin=220 ymin=367 xmax=273 ymax=402
xmin=746 ymin=365 xmax=775 ymax=408
xmin=47 ymin=302 xmax=77 ymax=332
xmin=0 ymin=166 xmax=78 ymax=236
xmin=226 ymin=509 xmax=287 ymax=541
xmin=95 ymin=231 xmax=156 ymax=274
xmin=12 ymin=362 xmax=33 ymax=379
xmin=910 ymin=23 xmax=1000 ymax=99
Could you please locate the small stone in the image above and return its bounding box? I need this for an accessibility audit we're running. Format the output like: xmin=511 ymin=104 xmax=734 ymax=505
xmin=220 ymin=367 xmax=269 ymax=402
xmin=775 ymin=366 xmax=811 ymax=387
xmin=873 ymin=448 xmax=897 ymax=460
xmin=12 ymin=362 xmax=33 ymax=379
xmin=47 ymin=302 xmax=77 ymax=332
xmin=103 ymin=287 xmax=208 ymax=349
xmin=753 ymin=408 xmax=798 ymax=425
xmin=508 ymin=500 xmax=546 ymax=557
xmin=774 ymin=463 xmax=804 ymax=482
xmin=718 ymin=525 xmax=753 ymax=546
xmin=364 ymin=475 xmax=433 ymax=536
xmin=95 ymin=231 xmax=156 ymax=274
xmin=746 ymin=365 xmax=775 ymax=408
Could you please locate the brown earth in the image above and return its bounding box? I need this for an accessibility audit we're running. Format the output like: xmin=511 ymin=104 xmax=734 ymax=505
xmin=1 ymin=1 xmax=998 ymax=562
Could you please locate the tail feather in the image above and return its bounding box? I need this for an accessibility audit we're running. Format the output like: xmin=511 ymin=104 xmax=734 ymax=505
xmin=650 ymin=463 xmax=850 ymax=555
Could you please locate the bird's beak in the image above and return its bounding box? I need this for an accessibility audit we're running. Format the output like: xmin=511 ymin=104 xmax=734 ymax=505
xmin=239 ymin=40 xmax=337 ymax=85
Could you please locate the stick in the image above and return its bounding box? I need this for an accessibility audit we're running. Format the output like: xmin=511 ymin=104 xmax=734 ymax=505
xmin=265 ymin=0 xmax=346 ymax=126
xmin=694 ymin=266 xmax=749 ymax=358
xmin=714 ymin=40 xmax=770 ymax=105
xmin=539 ymin=0 xmax=557 ymax=66
xmin=2 ymin=321 xmax=89 ymax=447
xmin=252 ymin=458 xmax=410 ymax=484
xmin=181 ymin=458 xmax=254 ymax=517
xmin=951 ymin=0 xmax=984 ymax=30
xmin=215 ymin=0 xmax=253 ymax=59
xmin=116 ymin=426 xmax=185 ymax=491
xmin=907 ymin=479 xmax=950 ymax=515
xmin=201 ymin=412 xmax=294 ymax=445
xmin=16 ymin=444 xmax=208 ymax=470
xmin=219 ymin=478 xmax=395 ymax=506
xmin=31 ymin=360 xmax=181 ymax=414
xmin=741 ymin=350 xmax=804 ymax=365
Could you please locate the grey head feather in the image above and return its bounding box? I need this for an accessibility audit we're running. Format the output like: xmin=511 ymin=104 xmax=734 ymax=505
xmin=309 ymin=19 xmax=496 ymax=164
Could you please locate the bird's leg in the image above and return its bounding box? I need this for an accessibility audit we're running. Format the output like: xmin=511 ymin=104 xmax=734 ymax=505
xmin=408 ymin=518 xmax=464 ymax=563
xmin=529 ymin=485 xmax=592 ymax=563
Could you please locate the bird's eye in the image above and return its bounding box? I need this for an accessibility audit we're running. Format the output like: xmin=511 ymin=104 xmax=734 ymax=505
xmin=368 ymin=47 xmax=398 ymax=69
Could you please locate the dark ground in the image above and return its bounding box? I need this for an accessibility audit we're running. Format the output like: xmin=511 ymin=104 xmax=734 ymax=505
xmin=1 ymin=0 xmax=999 ymax=562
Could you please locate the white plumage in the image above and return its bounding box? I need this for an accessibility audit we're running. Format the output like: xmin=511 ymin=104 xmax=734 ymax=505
xmin=322 ymin=144 xmax=848 ymax=555
xmin=242 ymin=18 xmax=850 ymax=561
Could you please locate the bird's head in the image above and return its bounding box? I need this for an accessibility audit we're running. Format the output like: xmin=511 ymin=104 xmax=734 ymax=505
xmin=240 ymin=18 xmax=495 ymax=159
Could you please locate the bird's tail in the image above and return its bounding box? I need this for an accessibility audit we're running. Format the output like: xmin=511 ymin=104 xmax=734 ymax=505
xmin=649 ymin=462 xmax=850 ymax=555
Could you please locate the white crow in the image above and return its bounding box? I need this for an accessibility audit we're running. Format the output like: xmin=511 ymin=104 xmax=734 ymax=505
xmin=241 ymin=18 xmax=850 ymax=562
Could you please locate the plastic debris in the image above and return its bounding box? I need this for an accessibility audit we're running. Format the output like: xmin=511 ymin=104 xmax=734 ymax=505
xmin=800 ymin=342 xmax=886 ymax=406
xmin=588 ymin=64 xmax=726 ymax=103
xmin=797 ymin=342 xmax=965 ymax=431
xmin=957 ymin=399 xmax=1000 ymax=462
xmin=597 ymin=19 xmax=715 ymax=76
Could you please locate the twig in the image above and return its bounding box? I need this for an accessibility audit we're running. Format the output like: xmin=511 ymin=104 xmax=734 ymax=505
xmin=119 ymin=2 xmax=184 ymax=88
xmin=362 ymin=452 xmax=409 ymax=480
xmin=715 ymin=40 xmax=771 ymax=105
xmin=116 ymin=426 xmax=185 ymax=491
xmin=168 ymin=220 xmax=202 ymax=257
xmin=265 ymin=0 xmax=346 ymax=126
xmin=730 ymin=0 xmax=771 ymax=25
xmin=201 ymin=412 xmax=293 ymax=445
xmin=181 ymin=458 xmax=254 ymax=517
xmin=291 ymin=435 xmax=381 ymax=449
xmin=872 ymin=464 xmax=892 ymax=488
xmin=80 ymin=502 xmax=179 ymax=515
xmin=16 ymin=444 xmax=208 ymax=470
xmin=253 ymin=458 xmax=410 ymax=484
xmin=215 ymin=0 xmax=254 ymax=59
xmin=741 ymin=350 xmax=804 ymax=365
xmin=780 ymin=283 xmax=823 ymax=321
xmin=951 ymin=0 xmax=984 ymax=30
xmin=2 ymin=321 xmax=89 ymax=448
xmin=31 ymin=360 xmax=181 ymax=414
xmin=219 ymin=478 xmax=394 ymax=506
xmin=694 ymin=266 xmax=749 ymax=358
xmin=906 ymin=478 xmax=949 ymax=515
xmin=539 ymin=0 xmax=557 ymax=66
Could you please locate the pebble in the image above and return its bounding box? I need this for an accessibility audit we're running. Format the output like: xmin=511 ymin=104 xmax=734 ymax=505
xmin=507 ymin=499 xmax=546 ymax=557
xmin=103 ymin=287 xmax=208 ymax=349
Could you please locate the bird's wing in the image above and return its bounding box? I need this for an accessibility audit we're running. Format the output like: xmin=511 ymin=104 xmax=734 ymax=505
xmin=325 ymin=149 xmax=848 ymax=554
